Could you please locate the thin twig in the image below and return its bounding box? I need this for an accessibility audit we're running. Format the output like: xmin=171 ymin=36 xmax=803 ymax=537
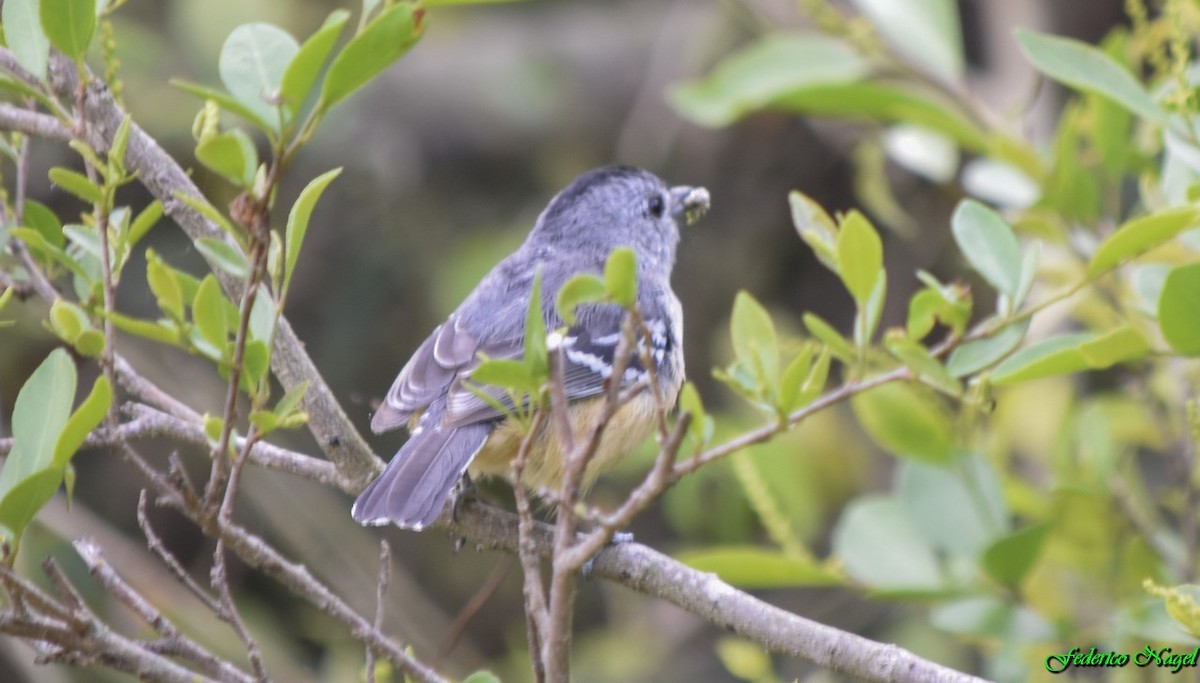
xmin=74 ymin=538 xmax=254 ymax=683
xmin=136 ymin=491 xmax=224 ymax=615
xmin=210 ymin=539 xmax=268 ymax=681
xmin=115 ymin=355 xmax=201 ymax=423
xmin=510 ymin=408 xmax=549 ymax=683
xmin=366 ymin=540 xmax=392 ymax=683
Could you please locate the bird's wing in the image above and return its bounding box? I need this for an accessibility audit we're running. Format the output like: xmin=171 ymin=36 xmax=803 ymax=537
xmin=370 ymin=314 xmax=485 ymax=433
xmin=440 ymin=303 xmax=665 ymax=428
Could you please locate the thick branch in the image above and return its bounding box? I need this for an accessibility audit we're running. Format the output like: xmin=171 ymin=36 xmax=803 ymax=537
xmin=448 ymin=502 xmax=987 ymax=683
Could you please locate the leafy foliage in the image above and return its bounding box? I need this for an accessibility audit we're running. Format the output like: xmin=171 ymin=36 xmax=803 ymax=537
xmin=665 ymin=0 xmax=1200 ymax=679
xmin=2 ymin=0 xmax=1200 ymax=681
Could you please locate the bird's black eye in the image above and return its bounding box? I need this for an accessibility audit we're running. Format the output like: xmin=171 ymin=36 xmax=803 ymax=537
xmin=646 ymin=193 xmax=665 ymax=218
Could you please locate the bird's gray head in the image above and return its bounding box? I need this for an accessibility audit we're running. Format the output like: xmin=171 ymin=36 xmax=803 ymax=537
xmin=528 ymin=165 xmax=709 ymax=272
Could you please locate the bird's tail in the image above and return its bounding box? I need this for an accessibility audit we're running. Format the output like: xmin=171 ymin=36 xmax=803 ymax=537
xmin=352 ymin=422 xmax=490 ymax=530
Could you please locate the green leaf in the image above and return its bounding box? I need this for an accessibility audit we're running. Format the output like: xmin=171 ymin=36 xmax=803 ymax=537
xmin=129 ymin=200 xmax=164 ymax=248
xmin=677 ymin=381 xmax=713 ymax=446
xmin=173 ymin=192 xmax=243 ymax=248
xmin=898 ymin=456 xmax=1007 ymax=556
xmin=39 ymin=0 xmax=95 ymax=60
xmin=855 ymin=270 xmax=887 ymax=347
xmin=275 ymin=380 xmax=309 ymax=417
xmin=461 ymin=672 xmax=502 ymax=683
xmin=320 ymin=3 xmax=423 ymax=111
xmin=1159 ymin=263 xmax=1200 ymax=356
xmin=242 ymin=339 xmax=270 ymax=391
xmin=108 ymin=115 xmax=132 ymax=176
xmin=49 ymin=299 xmax=88 ymax=344
xmin=885 ymin=335 xmax=961 ymax=397
xmin=778 ymin=345 xmax=814 ymax=414
xmin=1012 ymin=241 xmax=1040 ymax=311
xmin=280 ymin=9 xmax=351 ymax=114
xmin=669 ymin=33 xmax=870 ymax=127
xmin=555 ymin=273 xmax=605 ymax=325
xmin=991 ymin=326 xmax=1149 ymax=385
xmin=24 ymin=199 xmax=64 ymax=248
xmin=0 ymin=470 xmax=64 ymax=548
xmin=951 ymin=199 xmax=1022 ymax=297
xmin=801 ymin=312 xmax=855 ymax=362
xmin=730 ymin=290 xmax=779 ymax=396
xmin=1087 ymin=206 xmax=1200 ymax=278
xmin=675 ymin=546 xmax=841 ymax=588
xmin=470 ymin=358 xmax=539 ymax=395
xmin=789 ymin=190 xmax=839 ymax=272
xmin=1015 ymin=29 xmax=1165 ymax=123
xmin=63 ymin=225 xmax=103 ymax=265
xmin=284 ymin=168 xmax=342 ymax=294
xmin=851 ymin=382 xmax=956 ymax=464
xmin=989 ymin=334 xmax=1088 ymax=383
xmin=103 ymin=310 xmax=182 ymax=346
xmin=53 ymin=376 xmax=111 ymax=468
xmin=796 ymin=347 xmax=831 ymax=409
xmin=8 ymin=227 xmax=90 ymax=281
xmin=946 ymin=319 xmax=1028 ymax=377
xmin=932 ymin=597 xmax=1055 ymax=642
xmin=0 ymin=287 xmax=14 ymax=315
xmin=603 ymin=246 xmax=637 ymax=308
xmin=906 ymin=289 xmax=942 ymax=340
xmin=6 ymin=349 xmax=76 ymax=478
xmin=523 ymin=267 xmax=547 ymax=378
xmin=982 ymin=523 xmax=1049 ymax=587
xmin=832 ymin=495 xmax=944 ymax=591
xmin=0 ymin=350 xmax=80 ymax=544
xmin=73 ymin=330 xmax=105 ymax=357
xmin=49 ymin=167 xmax=104 ymax=204
xmin=248 ymin=285 xmax=275 ymax=343
xmin=146 ymin=250 xmax=184 ymax=320
xmin=192 ymin=274 xmax=229 ymax=356
xmin=249 ymin=410 xmax=278 ymax=435
xmin=195 ymin=129 xmax=258 ymax=187
xmin=218 ymin=23 xmax=299 ymax=131
xmin=836 ymin=210 xmax=883 ymax=306
xmin=773 ymin=81 xmax=992 ymax=156
xmin=195 ymin=237 xmax=250 ymax=280
xmin=170 ymin=79 xmax=274 ymax=133
xmin=851 ymin=0 xmax=962 ymax=82
xmin=3 ymin=0 xmax=50 ymax=80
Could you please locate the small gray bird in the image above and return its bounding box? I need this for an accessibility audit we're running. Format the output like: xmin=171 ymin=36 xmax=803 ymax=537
xmin=352 ymin=166 xmax=710 ymax=530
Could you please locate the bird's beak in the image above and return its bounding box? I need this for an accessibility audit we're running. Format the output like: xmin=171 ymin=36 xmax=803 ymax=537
xmin=670 ymin=185 xmax=710 ymax=225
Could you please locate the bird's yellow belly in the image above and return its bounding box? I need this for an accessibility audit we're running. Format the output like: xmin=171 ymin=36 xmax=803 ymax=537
xmin=468 ymin=392 xmax=660 ymax=492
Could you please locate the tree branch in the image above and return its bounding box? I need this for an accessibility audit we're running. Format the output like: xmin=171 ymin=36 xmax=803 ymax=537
xmin=25 ymin=50 xmax=381 ymax=490
xmin=447 ymin=502 xmax=988 ymax=683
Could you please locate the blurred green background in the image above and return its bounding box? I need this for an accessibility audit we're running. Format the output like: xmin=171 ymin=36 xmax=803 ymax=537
xmin=0 ymin=0 xmax=1136 ymax=680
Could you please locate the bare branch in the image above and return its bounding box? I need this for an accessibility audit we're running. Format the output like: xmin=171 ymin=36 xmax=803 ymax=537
xmin=114 ymin=356 xmax=202 ymax=423
xmin=366 ymin=540 xmax=391 ymax=683
xmin=0 ymin=563 xmax=227 ymax=683
xmin=447 ymin=502 xmax=987 ymax=683
xmin=136 ymin=491 xmax=225 ymax=616
xmin=0 ymin=103 xmax=69 ymax=143
xmin=510 ymin=409 xmax=549 ymax=683
xmin=209 ymin=540 xmax=268 ymax=681
xmin=73 ymin=538 xmax=254 ymax=683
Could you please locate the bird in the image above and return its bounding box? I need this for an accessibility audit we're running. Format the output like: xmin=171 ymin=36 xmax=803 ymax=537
xmin=352 ymin=165 xmax=710 ymax=530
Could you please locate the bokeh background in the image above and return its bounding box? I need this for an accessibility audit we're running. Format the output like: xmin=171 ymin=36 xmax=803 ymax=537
xmin=0 ymin=0 xmax=1132 ymax=680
